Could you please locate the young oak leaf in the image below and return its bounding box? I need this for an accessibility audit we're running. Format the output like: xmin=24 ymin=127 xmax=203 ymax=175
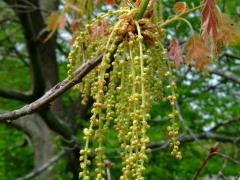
xmin=44 ymin=12 xmax=67 ymax=42
xmin=184 ymin=35 xmax=211 ymax=70
xmin=174 ymin=2 xmax=188 ymax=14
xmin=201 ymin=0 xmax=218 ymax=40
xmin=168 ymin=37 xmax=183 ymax=68
xmin=44 ymin=12 xmax=60 ymax=42
xmin=90 ymin=19 xmax=109 ymax=40
xmin=135 ymin=0 xmax=142 ymax=7
xmin=104 ymin=0 xmax=116 ymax=5
xmin=59 ymin=14 xmax=67 ymax=29
xmin=64 ymin=3 xmax=80 ymax=12
xmin=217 ymin=13 xmax=240 ymax=46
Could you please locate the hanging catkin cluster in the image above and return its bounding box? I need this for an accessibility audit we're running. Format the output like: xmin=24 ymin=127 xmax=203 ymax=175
xmin=67 ymin=7 xmax=181 ymax=180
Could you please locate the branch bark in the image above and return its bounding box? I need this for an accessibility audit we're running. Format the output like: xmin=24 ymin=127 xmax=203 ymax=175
xmin=209 ymin=68 xmax=240 ymax=84
xmin=148 ymin=133 xmax=240 ymax=151
xmin=0 ymin=111 xmax=56 ymax=180
xmin=207 ymin=116 xmax=240 ymax=132
xmin=192 ymin=148 xmax=218 ymax=180
xmin=17 ymin=150 xmax=65 ymax=180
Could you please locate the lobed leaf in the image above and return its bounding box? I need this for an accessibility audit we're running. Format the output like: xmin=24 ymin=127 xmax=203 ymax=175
xmin=168 ymin=38 xmax=183 ymax=68
xmin=201 ymin=0 xmax=218 ymax=40
xmin=44 ymin=12 xmax=68 ymax=42
xmin=44 ymin=12 xmax=60 ymax=42
xmin=217 ymin=13 xmax=240 ymax=46
xmin=184 ymin=35 xmax=211 ymax=70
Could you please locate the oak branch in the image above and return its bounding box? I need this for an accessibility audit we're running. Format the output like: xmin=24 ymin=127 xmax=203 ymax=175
xmin=0 ymin=55 xmax=103 ymax=121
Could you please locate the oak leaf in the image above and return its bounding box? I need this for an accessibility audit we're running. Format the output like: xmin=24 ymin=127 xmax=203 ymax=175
xmin=44 ymin=12 xmax=60 ymax=42
xmin=217 ymin=13 xmax=240 ymax=46
xmin=91 ymin=19 xmax=109 ymax=40
xmin=44 ymin=12 xmax=68 ymax=42
xmin=104 ymin=0 xmax=116 ymax=5
xmin=64 ymin=3 xmax=80 ymax=12
xmin=168 ymin=38 xmax=183 ymax=68
xmin=174 ymin=2 xmax=188 ymax=14
xmin=135 ymin=0 xmax=142 ymax=7
xmin=184 ymin=35 xmax=211 ymax=70
xmin=201 ymin=0 xmax=218 ymax=40
xmin=59 ymin=14 xmax=67 ymax=29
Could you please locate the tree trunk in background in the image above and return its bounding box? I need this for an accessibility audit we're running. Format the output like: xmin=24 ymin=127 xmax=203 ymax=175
xmin=12 ymin=115 xmax=55 ymax=180
xmin=2 ymin=0 xmax=82 ymax=178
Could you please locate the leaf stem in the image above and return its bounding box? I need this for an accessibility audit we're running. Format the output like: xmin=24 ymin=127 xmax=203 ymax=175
xmin=134 ymin=0 xmax=150 ymax=20
xmin=159 ymin=5 xmax=201 ymax=28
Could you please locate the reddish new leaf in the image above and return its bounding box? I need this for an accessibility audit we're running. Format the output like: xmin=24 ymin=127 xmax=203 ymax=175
xmin=59 ymin=14 xmax=67 ymax=29
xmin=44 ymin=12 xmax=69 ymax=42
xmin=104 ymin=0 xmax=116 ymax=5
xmin=71 ymin=20 xmax=81 ymax=33
xmin=44 ymin=12 xmax=60 ymax=42
xmin=91 ymin=19 xmax=109 ymax=40
xmin=201 ymin=0 xmax=218 ymax=40
xmin=168 ymin=38 xmax=183 ymax=67
xmin=174 ymin=2 xmax=188 ymax=14
xmin=184 ymin=35 xmax=211 ymax=70
xmin=135 ymin=0 xmax=142 ymax=7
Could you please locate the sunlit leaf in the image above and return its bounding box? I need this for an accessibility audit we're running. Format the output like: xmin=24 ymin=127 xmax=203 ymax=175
xmin=174 ymin=2 xmax=188 ymax=14
xmin=217 ymin=13 xmax=240 ymax=46
xmin=184 ymin=35 xmax=211 ymax=70
xmin=44 ymin=12 xmax=60 ymax=42
xmin=91 ymin=19 xmax=109 ymax=40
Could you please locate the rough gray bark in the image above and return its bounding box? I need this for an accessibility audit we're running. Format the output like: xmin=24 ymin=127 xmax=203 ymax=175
xmin=1 ymin=0 xmax=69 ymax=179
xmin=1 ymin=112 xmax=55 ymax=180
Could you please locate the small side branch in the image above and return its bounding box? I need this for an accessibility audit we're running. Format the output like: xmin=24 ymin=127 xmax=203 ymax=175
xmin=0 ymin=88 xmax=32 ymax=103
xmin=192 ymin=145 xmax=219 ymax=180
xmin=148 ymin=133 xmax=240 ymax=151
xmin=17 ymin=150 xmax=65 ymax=180
xmin=209 ymin=69 xmax=240 ymax=84
xmin=208 ymin=116 xmax=240 ymax=132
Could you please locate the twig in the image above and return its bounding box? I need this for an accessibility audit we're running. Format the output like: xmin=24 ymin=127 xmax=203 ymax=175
xmin=17 ymin=149 xmax=65 ymax=180
xmin=208 ymin=68 xmax=240 ymax=84
xmin=104 ymin=160 xmax=112 ymax=180
xmin=192 ymin=144 xmax=219 ymax=180
xmin=216 ymin=152 xmax=240 ymax=165
xmin=218 ymin=172 xmax=227 ymax=180
xmin=175 ymin=101 xmax=208 ymax=150
xmin=0 ymin=88 xmax=32 ymax=103
xmin=148 ymin=133 xmax=240 ymax=151
xmin=207 ymin=116 xmax=240 ymax=132
xmin=221 ymin=53 xmax=240 ymax=60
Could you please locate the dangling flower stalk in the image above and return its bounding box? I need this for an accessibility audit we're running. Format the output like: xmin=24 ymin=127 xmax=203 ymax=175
xmin=67 ymin=0 xmax=183 ymax=179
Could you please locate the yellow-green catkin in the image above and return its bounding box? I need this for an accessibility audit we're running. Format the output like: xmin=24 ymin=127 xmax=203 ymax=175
xmin=67 ymin=6 xmax=182 ymax=179
xmin=164 ymin=54 xmax=182 ymax=160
